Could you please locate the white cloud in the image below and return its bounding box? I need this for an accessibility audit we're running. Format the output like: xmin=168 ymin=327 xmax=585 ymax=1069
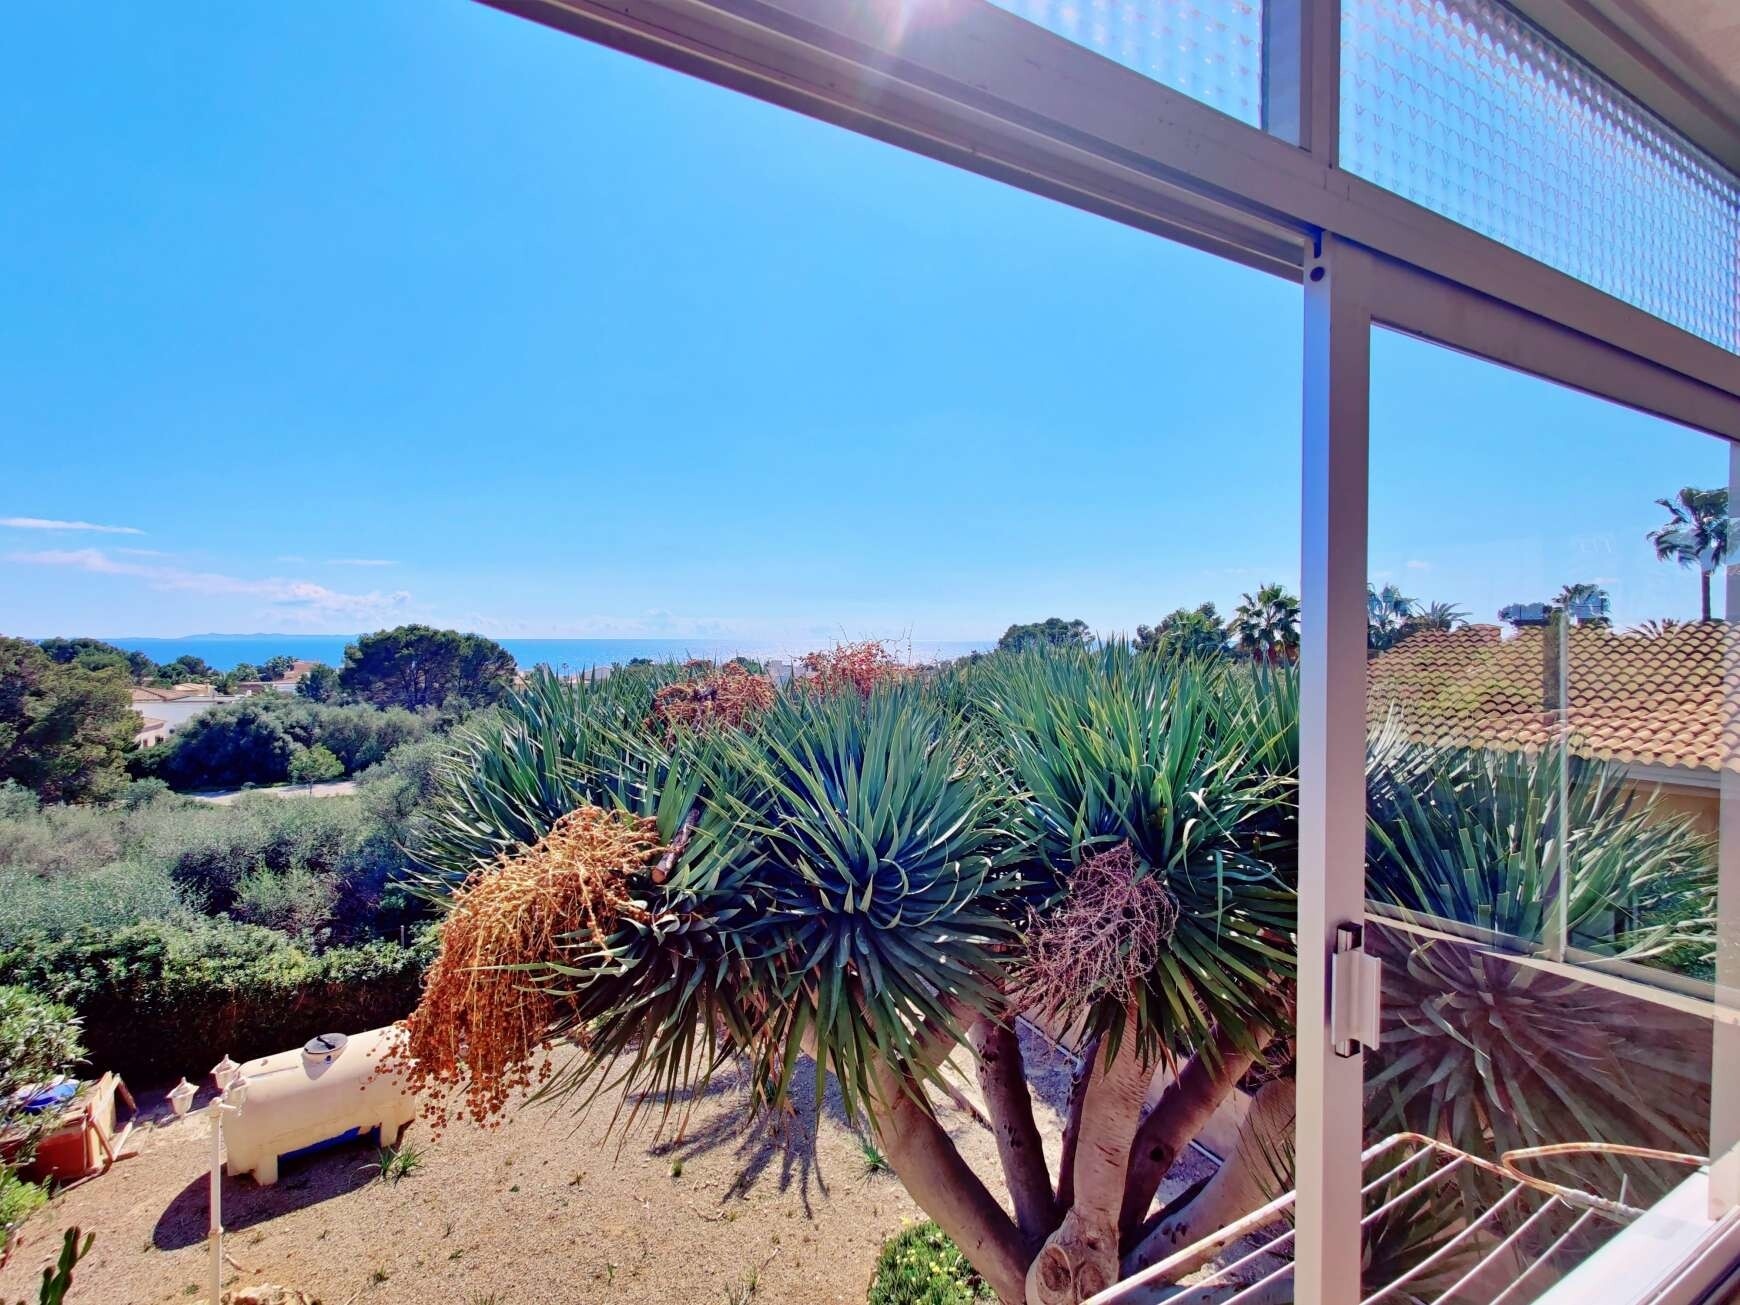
xmin=1405 ymin=559 xmax=1431 ymax=571
xmin=6 ymin=548 xmax=412 ymax=626
xmin=115 ymin=546 xmax=172 ymax=557
xmin=2 ymin=516 xmax=143 ymax=535
xmin=327 ymin=558 xmax=398 ymax=567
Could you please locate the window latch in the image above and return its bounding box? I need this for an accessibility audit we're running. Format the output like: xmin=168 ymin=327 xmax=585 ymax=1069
xmin=1331 ymin=922 xmax=1383 ymax=1058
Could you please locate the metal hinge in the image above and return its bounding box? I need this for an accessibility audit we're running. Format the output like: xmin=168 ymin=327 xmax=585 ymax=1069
xmin=1331 ymin=922 xmax=1383 ymax=1058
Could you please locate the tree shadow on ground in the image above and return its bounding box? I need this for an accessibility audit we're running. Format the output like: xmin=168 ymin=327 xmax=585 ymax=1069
xmin=151 ymin=1140 xmax=379 ymax=1251
xmin=526 ymin=1051 xmax=856 ymax=1216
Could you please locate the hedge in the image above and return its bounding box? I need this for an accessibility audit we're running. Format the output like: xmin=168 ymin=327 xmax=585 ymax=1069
xmin=0 ymin=920 xmax=431 ymax=1084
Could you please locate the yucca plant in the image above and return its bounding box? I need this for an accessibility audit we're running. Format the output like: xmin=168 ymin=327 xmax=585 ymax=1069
xmin=401 ymin=647 xmax=1309 ymax=1304
xmin=1364 ymin=727 xmax=1715 ymax=1204
xmin=1365 ymin=723 xmax=1715 ymax=961
xmin=976 ymin=645 xmax=1296 ymax=1060
xmin=400 ymin=644 xmax=1713 ymax=1304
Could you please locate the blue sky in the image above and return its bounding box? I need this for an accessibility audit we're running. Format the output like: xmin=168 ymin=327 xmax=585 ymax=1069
xmin=1 ymin=1 xmax=1724 ymax=641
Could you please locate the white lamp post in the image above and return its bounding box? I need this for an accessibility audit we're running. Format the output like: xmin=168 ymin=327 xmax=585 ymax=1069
xmin=175 ymin=1059 xmax=248 ymax=1305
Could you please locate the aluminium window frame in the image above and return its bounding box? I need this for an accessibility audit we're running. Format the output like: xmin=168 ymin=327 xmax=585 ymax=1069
xmin=474 ymin=0 xmax=1740 ymax=1299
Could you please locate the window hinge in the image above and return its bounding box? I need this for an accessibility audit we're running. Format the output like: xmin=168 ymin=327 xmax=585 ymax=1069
xmin=1331 ymin=922 xmax=1383 ymax=1058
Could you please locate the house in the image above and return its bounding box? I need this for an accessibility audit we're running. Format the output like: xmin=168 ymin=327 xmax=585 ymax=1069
xmin=1367 ymin=622 xmax=1731 ymax=834
xmin=128 ymin=685 xmax=243 ymax=739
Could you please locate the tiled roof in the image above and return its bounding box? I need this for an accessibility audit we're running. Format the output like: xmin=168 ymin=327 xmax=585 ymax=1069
xmin=1367 ymin=623 xmax=1735 ymax=774
xmin=131 ymin=686 xmax=197 ymax=703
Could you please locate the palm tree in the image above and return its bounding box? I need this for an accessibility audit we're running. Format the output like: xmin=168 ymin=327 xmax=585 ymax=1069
xmin=1554 ymin=582 xmax=1611 ymax=626
xmin=1648 ymin=487 xmax=1730 ymax=623
xmin=1366 ymin=583 xmax=1416 ymax=651
xmin=1404 ymin=601 xmax=1468 ymax=633
xmin=1230 ymin=583 xmax=1301 ymax=664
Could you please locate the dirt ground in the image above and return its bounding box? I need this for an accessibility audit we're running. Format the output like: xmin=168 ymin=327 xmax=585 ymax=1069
xmin=0 ymin=1030 xmax=1215 ymax=1305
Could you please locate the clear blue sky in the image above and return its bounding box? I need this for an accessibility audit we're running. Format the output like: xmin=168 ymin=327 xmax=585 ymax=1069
xmin=1 ymin=1 xmax=1724 ymax=641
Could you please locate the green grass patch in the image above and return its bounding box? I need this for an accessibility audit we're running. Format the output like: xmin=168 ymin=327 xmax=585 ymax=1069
xmin=867 ymin=1222 xmax=995 ymax=1305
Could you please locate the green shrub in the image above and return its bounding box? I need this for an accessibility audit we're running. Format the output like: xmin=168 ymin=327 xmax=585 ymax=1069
xmin=146 ymin=793 xmax=397 ymax=921
xmin=154 ymin=700 xmax=299 ymax=789
xmin=0 ymin=771 xmax=430 ymax=945
xmin=0 ymin=1167 xmax=47 ymax=1230
xmin=233 ymin=863 xmax=337 ymax=940
xmin=0 ymin=985 xmax=84 ymax=1159
xmin=0 ymin=801 xmax=122 ymax=879
xmin=0 ymin=920 xmax=429 ymax=1083
xmin=310 ymin=706 xmax=427 ymax=773
xmin=0 ymin=862 xmax=192 ymax=951
xmin=138 ymin=696 xmax=434 ymax=792
xmin=867 ymin=1223 xmax=995 ymax=1305
xmin=288 ymin=744 xmax=345 ymax=788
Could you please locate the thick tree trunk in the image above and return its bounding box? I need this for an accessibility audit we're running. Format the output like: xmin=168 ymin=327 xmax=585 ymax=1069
xmin=1118 ymin=1023 xmax=1273 ymax=1248
xmin=868 ymin=1059 xmax=1032 ymax=1305
xmin=1055 ymin=1033 xmax=1099 ymax=1211
xmin=1702 ymin=568 xmax=1714 ymax=623
xmin=970 ymin=1017 xmax=1060 ymax=1246
xmin=1027 ymin=1034 xmax=1154 ymax=1305
xmin=1121 ymin=1079 xmax=1295 ymax=1282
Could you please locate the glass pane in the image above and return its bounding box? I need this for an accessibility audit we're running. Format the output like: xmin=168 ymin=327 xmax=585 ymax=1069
xmin=1360 ymin=327 xmax=1728 ymax=1298
xmin=1341 ymin=0 xmax=1740 ymax=353
xmin=988 ymin=0 xmax=1265 ymax=126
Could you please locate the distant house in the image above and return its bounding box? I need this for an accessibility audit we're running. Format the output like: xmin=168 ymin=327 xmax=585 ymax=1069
xmin=264 ymin=659 xmax=321 ymax=693
xmin=129 ymin=685 xmax=243 ymax=740
xmin=1367 ymin=622 xmax=1729 ymax=833
xmin=133 ymin=715 xmax=170 ymax=748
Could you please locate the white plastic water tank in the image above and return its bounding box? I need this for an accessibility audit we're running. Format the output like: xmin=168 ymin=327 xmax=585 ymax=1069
xmin=223 ymin=1027 xmax=416 ymax=1186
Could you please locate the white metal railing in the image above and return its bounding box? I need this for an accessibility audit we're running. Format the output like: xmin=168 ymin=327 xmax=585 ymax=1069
xmin=1086 ymin=1133 xmax=1703 ymax=1305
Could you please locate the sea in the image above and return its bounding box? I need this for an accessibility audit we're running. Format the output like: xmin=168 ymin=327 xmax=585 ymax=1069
xmin=97 ymin=634 xmax=994 ymax=674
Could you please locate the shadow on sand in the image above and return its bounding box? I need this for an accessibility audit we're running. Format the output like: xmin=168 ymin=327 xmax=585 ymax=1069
xmin=151 ymin=1139 xmax=380 ymax=1251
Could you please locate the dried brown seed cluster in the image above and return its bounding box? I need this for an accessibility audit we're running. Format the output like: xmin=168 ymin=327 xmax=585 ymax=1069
xmin=650 ymin=662 xmax=776 ymax=736
xmin=1011 ymin=841 xmax=1179 ymax=1021
xmin=798 ymin=641 xmax=906 ymax=698
xmin=384 ymin=805 xmax=663 ymax=1130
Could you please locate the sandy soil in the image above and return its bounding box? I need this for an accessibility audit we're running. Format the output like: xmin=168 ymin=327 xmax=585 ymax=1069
xmin=0 ymin=1030 xmax=1216 ymax=1305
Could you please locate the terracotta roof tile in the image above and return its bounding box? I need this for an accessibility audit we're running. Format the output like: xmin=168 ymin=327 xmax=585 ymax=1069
xmin=1367 ymin=623 xmax=1740 ymax=774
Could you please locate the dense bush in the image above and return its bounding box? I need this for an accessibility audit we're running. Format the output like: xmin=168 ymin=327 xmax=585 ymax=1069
xmin=0 ymin=984 xmax=85 ymax=1161
xmin=0 ymin=1166 xmax=47 ymax=1232
xmin=133 ymin=695 xmax=432 ymax=792
xmin=0 ymin=743 xmax=442 ymax=948
xmin=867 ymin=1223 xmax=995 ymax=1305
xmin=167 ymin=794 xmax=403 ymax=931
xmin=0 ymin=921 xmax=431 ymax=1083
xmin=0 ymin=861 xmax=192 ymax=951
xmin=145 ymin=699 xmax=297 ymax=789
xmin=307 ymin=705 xmax=424 ymax=772
xmin=0 ymin=786 xmax=124 ymax=879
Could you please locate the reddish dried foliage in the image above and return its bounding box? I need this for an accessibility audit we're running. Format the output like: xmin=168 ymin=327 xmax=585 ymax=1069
xmin=384 ymin=805 xmax=663 ymax=1129
xmin=650 ymin=662 xmax=776 ymax=736
xmin=1012 ymin=841 xmax=1179 ymax=1021
xmin=799 ymin=641 xmax=906 ymax=698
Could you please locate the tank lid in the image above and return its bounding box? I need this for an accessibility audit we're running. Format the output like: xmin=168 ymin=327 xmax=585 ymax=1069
xmin=302 ymin=1032 xmax=348 ymax=1063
